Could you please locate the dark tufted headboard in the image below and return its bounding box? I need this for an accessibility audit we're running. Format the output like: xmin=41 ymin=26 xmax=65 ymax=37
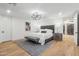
xmin=41 ymin=25 xmax=55 ymax=33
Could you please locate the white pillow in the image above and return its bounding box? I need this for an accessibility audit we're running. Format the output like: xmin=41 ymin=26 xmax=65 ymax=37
xmin=40 ymin=29 xmax=53 ymax=33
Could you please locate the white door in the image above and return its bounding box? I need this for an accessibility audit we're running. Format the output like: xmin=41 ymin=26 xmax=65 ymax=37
xmin=74 ymin=19 xmax=77 ymax=45
xmin=0 ymin=16 xmax=11 ymax=43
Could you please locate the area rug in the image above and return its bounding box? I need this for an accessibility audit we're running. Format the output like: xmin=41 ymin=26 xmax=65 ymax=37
xmin=15 ymin=39 xmax=54 ymax=56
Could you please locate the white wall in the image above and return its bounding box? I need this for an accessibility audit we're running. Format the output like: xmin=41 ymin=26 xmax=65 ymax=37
xmin=12 ymin=17 xmax=25 ymax=40
xmin=0 ymin=15 xmax=11 ymax=42
xmin=0 ymin=14 xmax=64 ymax=42
xmin=0 ymin=15 xmax=26 ymax=42
xmin=26 ymin=17 xmax=63 ymax=34
xmin=53 ymin=18 xmax=63 ymax=33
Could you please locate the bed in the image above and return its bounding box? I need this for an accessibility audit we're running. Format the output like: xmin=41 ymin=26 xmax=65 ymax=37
xmin=25 ymin=25 xmax=54 ymax=45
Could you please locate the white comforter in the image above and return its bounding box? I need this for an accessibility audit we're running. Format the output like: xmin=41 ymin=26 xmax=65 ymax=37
xmin=25 ymin=29 xmax=53 ymax=45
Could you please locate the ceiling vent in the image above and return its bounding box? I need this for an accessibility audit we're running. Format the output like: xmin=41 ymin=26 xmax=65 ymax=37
xmin=8 ymin=3 xmax=17 ymax=6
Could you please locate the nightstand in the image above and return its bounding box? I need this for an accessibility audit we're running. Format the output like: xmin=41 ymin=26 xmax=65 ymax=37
xmin=53 ymin=33 xmax=62 ymax=41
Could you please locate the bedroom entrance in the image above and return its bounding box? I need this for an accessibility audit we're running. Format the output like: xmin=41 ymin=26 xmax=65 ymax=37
xmin=63 ymin=21 xmax=74 ymax=35
xmin=67 ymin=24 xmax=74 ymax=35
xmin=63 ymin=20 xmax=74 ymax=42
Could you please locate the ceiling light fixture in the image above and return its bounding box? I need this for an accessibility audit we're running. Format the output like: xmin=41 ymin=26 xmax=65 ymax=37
xmin=31 ymin=11 xmax=41 ymax=20
xmin=6 ymin=9 xmax=11 ymax=14
xmin=31 ymin=10 xmax=44 ymax=20
xmin=58 ymin=12 xmax=62 ymax=16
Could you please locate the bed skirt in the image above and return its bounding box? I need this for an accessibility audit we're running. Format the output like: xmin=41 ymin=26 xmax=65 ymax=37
xmin=25 ymin=36 xmax=54 ymax=44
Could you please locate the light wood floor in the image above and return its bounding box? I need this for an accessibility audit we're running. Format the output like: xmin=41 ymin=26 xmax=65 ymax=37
xmin=41 ymin=35 xmax=76 ymax=56
xmin=0 ymin=35 xmax=79 ymax=56
xmin=0 ymin=41 xmax=30 ymax=56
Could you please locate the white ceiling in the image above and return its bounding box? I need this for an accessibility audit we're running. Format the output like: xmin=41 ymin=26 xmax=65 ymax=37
xmin=0 ymin=3 xmax=79 ymax=19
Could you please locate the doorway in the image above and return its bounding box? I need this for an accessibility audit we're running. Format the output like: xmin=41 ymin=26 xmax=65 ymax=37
xmin=67 ymin=24 xmax=74 ymax=35
xmin=63 ymin=23 xmax=74 ymax=35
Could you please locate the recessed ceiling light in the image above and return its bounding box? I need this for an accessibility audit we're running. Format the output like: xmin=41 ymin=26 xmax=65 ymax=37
xmin=58 ymin=12 xmax=62 ymax=16
xmin=6 ymin=9 xmax=11 ymax=14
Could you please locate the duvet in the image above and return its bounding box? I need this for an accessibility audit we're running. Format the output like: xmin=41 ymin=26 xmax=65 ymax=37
xmin=25 ymin=30 xmax=53 ymax=45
